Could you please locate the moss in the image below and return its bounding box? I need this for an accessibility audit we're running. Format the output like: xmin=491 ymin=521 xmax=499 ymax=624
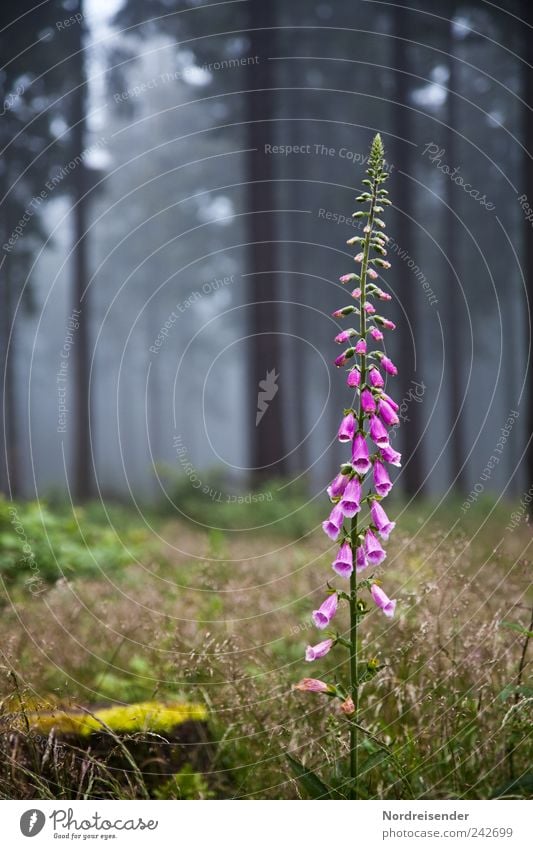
xmin=26 ymin=701 xmax=207 ymax=737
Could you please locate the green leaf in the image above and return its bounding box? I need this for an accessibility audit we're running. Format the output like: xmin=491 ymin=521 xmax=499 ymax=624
xmin=286 ymin=754 xmax=332 ymax=799
xmin=499 ymin=620 xmax=533 ymax=638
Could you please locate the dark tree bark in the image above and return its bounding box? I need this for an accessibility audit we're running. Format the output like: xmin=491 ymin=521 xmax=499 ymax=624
xmin=391 ymin=0 xmax=425 ymax=496
xmin=245 ymin=0 xmax=287 ymax=480
xmin=522 ymin=1 xmax=533 ymax=501
xmin=70 ymin=0 xmax=92 ymax=500
xmin=443 ymin=12 xmax=467 ymax=494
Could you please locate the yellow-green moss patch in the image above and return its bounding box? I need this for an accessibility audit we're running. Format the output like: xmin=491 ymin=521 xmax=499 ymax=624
xmin=26 ymin=701 xmax=207 ymax=737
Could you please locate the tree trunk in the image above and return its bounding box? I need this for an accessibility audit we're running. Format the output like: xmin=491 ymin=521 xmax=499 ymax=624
xmin=391 ymin=1 xmax=425 ymax=496
xmin=443 ymin=16 xmax=467 ymax=494
xmin=245 ymin=0 xmax=286 ymax=480
xmin=522 ymin=1 xmax=533 ymax=502
xmin=70 ymin=0 xmax=92 ymax=500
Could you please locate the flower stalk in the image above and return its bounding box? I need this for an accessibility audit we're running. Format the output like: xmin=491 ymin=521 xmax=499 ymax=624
xmin=295 ymin=134 xmax=400 ymax=799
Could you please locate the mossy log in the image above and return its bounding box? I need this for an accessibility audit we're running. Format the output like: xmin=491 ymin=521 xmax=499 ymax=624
xmin=1 ymin=701 xmax=214 ymax=796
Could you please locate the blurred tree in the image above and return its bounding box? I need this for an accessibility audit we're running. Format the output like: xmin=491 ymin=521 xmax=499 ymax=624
xmin=521 ymin=0 xmax=533 ymax=499
xmin=113 ymin=0 xmax=287 ymax=480
xmin=391 ymin=0 xmax=425 ymax=496
xmin=67 ymin=0 xmax=92 ymax=500
xmin=443 ymin=4 xmax=467 ymax=494
xmin=245 ymin=0 xmax=286 ymax=478
xmin=0 ymin=0 xmax=72 ymax=495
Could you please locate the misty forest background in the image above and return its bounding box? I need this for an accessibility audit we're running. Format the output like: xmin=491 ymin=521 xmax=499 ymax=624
xmin=1 ymin=0 xmax=532 ymax=509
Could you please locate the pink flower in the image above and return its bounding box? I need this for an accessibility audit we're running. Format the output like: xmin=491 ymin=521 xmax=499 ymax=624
xmin=378 ymin=398 xmax=399 ymax=426
xmin=352 ymin=433 xmax=371 ymax=474
xmin=340 ymin=273 xmax=357 ymax=284
xmin=373 ymin=460 xmax=393 ymax=496
xmin=335 ymin=348 xmax=354 ymax=367
xmin=371 ymin=500 xmax=396 ymax=540
xmin=382 ymin=318 xmax=396 ymax=330
xmin=354 ymin=252 xmax=364 ymax=262
xmin=381 ymin=443 xmax=402 ymax=467
xmin=347 ymin=369 xmax=360 ymax=388
xmin=294 ymin=678 xmax=332 ymax=693
xmin=363 ymin=302 xmax=376 ymax=314
xmin=364 ymin=528 xmax=387 ymax=566
xmin=369 ymin=367 xmax=384 ymax=388
xmin=338 ymin=413 xmax=355 ymax=443
xmin=340 ymin=477 xmax=361 ymax=518
xmin=354 ymin=339 xmax=366 ymax=354
xmin=351 ymin=287 xmax=361 ymax=299
xmin=332 ymin=541 xmax=353 ymax=578
xmin=340 ymin=696 xmax=355 ymax=715
xmin=327 ymin=472 xmax=348 ymax=500
xmin=332 ymin=306 xmax=355 ymax=318
xmin=381 ymin=356 xmax=397 ymax=376
xmin=361 ymin=388 xmax=376 ymax=413
xmin=312 ymin=593 xmax=338 ymax=629
xmin=305 ymin=638 xmax=334 ymax=662
xmin=369 ymin=415 xmax=389 ymax=448
xmin=370 ymin=327 xmax=384 ymax=341
xmin=334 ymin=329 xmax=354 ymax=344
xmin=377 ymin=290 xmax=392 ymax=301
xmin=356 ymin=546 xmax=367 ymax=572
xmin=370 ymin=584 xmax=396 ymax=617
xmin=322 ymin=503 xmax=345 ymax=540
xmin=367 ymin=267 xmax=378 ymax=280
xmin=381 ymin=392 xmax=399 ymax=411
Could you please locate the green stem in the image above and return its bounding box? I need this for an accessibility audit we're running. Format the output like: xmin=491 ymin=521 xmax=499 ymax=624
xmin=348 ymin=178 xmax=377 ymax=800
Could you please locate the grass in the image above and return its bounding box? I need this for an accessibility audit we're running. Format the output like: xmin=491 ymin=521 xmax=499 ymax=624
xmin=0 ymin=486 xmax=531 ymax=799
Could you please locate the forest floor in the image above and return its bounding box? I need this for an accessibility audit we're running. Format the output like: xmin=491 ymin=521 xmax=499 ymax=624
xmin=0 ymin=494 xmax=531 ymax=799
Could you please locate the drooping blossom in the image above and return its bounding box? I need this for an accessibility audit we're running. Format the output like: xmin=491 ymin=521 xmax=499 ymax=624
xmin=355 ymin=546 xmax=367 ymax=572
xmin=294 ymin=678 xmax=332 ymax=693
xmin=347 ymin=369 xmax=360 ymax=388
xmin=352 ymin=433 xmax=371 ymax=474
xmin=370 ymin=327 xmax=383 ymax=341
xmin=364 ymin=528 xmax=386 ymax=566
xmin=369 ymin=367 xmax=384 ymax=388
xmin=354 ymin=338 xmax=366 ymax=354
xmin=322 ymin=503 xmax=345 ymax=540
xmin=338 ymin=413 xmax=355 ymax=443
xmin=334 ymin=329 xmax=356 ymax=344
xmin=313 ymin=593 xmax=338 ymax=629
xmin=367 ymin=267 xmax=378 ymax=280
xmin=381 ymin=392 xmax=399 ymax=411
xmin=340 ymin=477 xmax=361 ymax=518
xmin=340 ymin=273 xmax=357 ymax=284
xmin=305 ymin=638 xmax=334 ymax=662
xmin=363 ymin=302 xmax=376 ymax=314
xmin=351 ymin=287 xmax=361 ymax=299
xmin=370 ymin=500 xmax=396 ymax=540
xmin=381 ymin=443 xmax=402 ymax=467
xmin=332 ymin=306 xmax=356 ymax=318
xmin=378 ymin=398 xmax=399 ymax=426
xmin=327 ymin=472 xmax=349 ymax=500
xmin=373 ymin=460 xmax=393 ymax=496
xmin=369 ymin=415 xmax=389 ymax=448
xmin=354 ymin=252 xmax=364 ymax=262
xmin=381 ymin=356 xmax=397 ymax=376
xmin=340 ymin=696 xmax=355 ymax=715
xmin=332 ymin=541 xmax=353 ymax=578
xmin=381 ymin=318 xmax=395 ymax=330
xmin=370 ymin=584 xmax=396 ymax=617
xmin=335 ymin=348 xmax=354 ymax=368
xmin=361 ymin=388 xmax=376 ymax=413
